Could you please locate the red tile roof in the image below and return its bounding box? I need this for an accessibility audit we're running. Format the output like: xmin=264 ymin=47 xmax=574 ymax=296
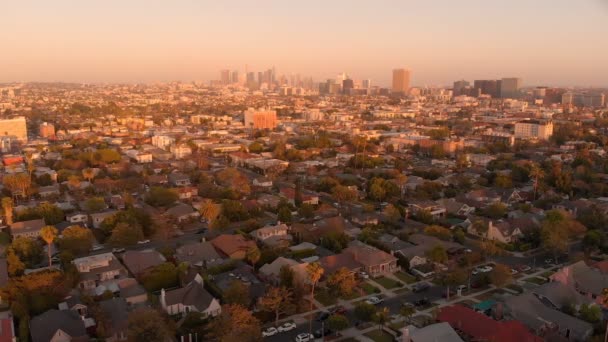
xmin=437 ymin=305 xmax=542 ymax=342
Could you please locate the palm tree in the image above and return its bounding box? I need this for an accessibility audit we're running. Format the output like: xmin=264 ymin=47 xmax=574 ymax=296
xmin=245 ymin=246 xmax=260 ymax=270
xmin=373 ymin=306 xmax=390 ymax=332
xmin=529 ymin=163 xmax=545 ymax=200
xmin=40 ymin=225 xmax=58 ymax=267
xmin=2 ymin=197 xmax=13 ymax=225
xmin=306 ymin=262 xmax=324 ymax=334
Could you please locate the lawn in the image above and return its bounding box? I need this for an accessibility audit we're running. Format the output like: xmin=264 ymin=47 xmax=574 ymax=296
xmin=393 ymin=288 xmax=410 ymax=295
xmin=315 ymin=288 xmax=338 ymax=306
xmin=395 ymin=271 xmax=417 ymax=284
xmin=341 ymin=289 xmax=364 ymax=300
xmin=374 ymin=276 xmax=402 ymax=289
xmin=365 ymin=329 xmax=395 ymax=342
xmin=361 ymin=282 xmax=381 ymax=294
xmin=523 ymin=276 xmax=547 ymax=285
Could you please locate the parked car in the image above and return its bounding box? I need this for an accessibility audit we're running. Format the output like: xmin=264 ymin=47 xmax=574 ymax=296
xmin=262 ymin=327 xmax=278 ymax=337
xmin=112 ymin=248 xmax=126 ymax=254
xmin=544 ymin=258 xmax=553 ymax=264
xmin=278 ymin=322 xmax=296 ymax=332
xmin=295 ymin=333 xmax=314 ymax=342
xmin=480 ymin=265 xmax=493 ymax=273
xmin=358 ymin=271 xmax=369 ymax=279
xmin=329 ymin=305 xmax=347 ymax=315
xmin=365 ymin=296 xmax=384 ymax=305
xmin=137 ymin=239 xmax=151 ymax=245
xmin=313 ymin=328 xmax=333 ymax=338
xmin=315 ymin=311 xmax=330 ymax=322
xmin=91 ymin=245 xmax=104 ymax=251
xmin=510 ymin=268 xmax=518 ymax=275
xmin=414 ymin=298 xmax=430 ymax=307
xmin=412 ymin=282 xmax=430 ymax=293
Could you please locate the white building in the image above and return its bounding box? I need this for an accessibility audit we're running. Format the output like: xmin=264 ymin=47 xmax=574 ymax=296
xmin=514 ymin=119 xmax=553 ymax=140
xmin=151 ymin=135 xmax=175 ymax=149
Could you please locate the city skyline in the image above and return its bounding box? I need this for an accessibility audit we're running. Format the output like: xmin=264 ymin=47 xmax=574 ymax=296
xmin=1 ymin=0 xmax=607 ymax=86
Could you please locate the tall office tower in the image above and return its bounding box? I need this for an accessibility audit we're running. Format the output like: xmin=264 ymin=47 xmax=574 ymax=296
xmin=342 ymin=79 xmax=354 ymax=95
xmin=0 ymin=116 xmax=28 ymax=142
xmin=257 ymin=72 xmax=264 ymax=85
xmin=231 ymin=70 xmax=239 ymax=84
xmin=243 ymin=108 xmax=278 ymax=130
xmin=362 ymin=79 xmax=372 ymax=89
xmin=246 ymin=72 xmax=256 ymax=84
xmin=392 ymin=68 xmax=411 ymax=94
xmin=39 ymin=122 xmax=55 ymax=138
xmin=220 ymin=69 xmax=230 ymax=85
xmin=500 ymin=78 xmax=522 ymax=99
xmin=452 ymin=80 xmax=470 ymax=96
xmin=473 ymin=80 xmax=501 ymax=98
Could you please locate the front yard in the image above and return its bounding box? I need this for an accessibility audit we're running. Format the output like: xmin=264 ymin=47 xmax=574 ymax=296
xmin=394 ymin=271 xmax=417 ymax=284
xmin=373 ymin=276 xmax=403 ymax=289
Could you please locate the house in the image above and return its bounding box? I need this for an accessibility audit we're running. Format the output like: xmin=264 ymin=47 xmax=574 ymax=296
xmin=38 ymin=184 xmax=60 ymax=198
xmin=320 ymin=241 xmax=399 ymax=277
xmin=487 ymin=220 xmax=523 ymax=243
xmin=90 ymin=210 xmax=118 ymax=229
xmin=407 ymin=200 xmax=446 ymax=220
xmin=404 ymin=322 xmax=463 ymax=342
xmin=351 ymin=213 xmax=380 ymax=227
xmin=436 ymin=305 xmax=542 ymax=342
xmin=211 ymin=234 xmax=257 ymax=260
xmin=291 ymin=216 xmax=347 ymax=243
xmin=168 ymin=172 xmax=191 ymax=187
xmin=117 ymin=278 xmax=148 ymax=306
xmin=121 ymin=249 xmax=166 ymax=277
xmin=9 ymin=218 xmax=45 ymax=238
xmin=175 ymin=186 xmax=198 ymax=200
xmin=253 ymin=177 xmax=273 ymax=188
xmin=72 ymin=253 xmax=127 ymax=295
xmin=258 ymin=257 xmax=309 ymax=285
xmin=58 ymin=296 xmax=89 ymax=317
xmin=175 ymin=241 xmax=225 ymax=268
xmin=279 ymin=187 xmax=319 ymax=205
xmin=30 ymin=309 xmax=88 ymax=342
xmin=160 ymin=274 xmax=221 ymax=318
xmin=98 ymin=298 xmax=129 ymax=341
xmin=436 ymin=198 xmax=475 ymax=216
xmin=250 ymin=223 xmax=292 ymax=247
xmin=166 ymin=203 xmax=200 ymax=222
xmin=504 ymin=291 xmax=594 ymax=341
xmin=551 ymin=260 xmax=608 ymax=305
xmin=67 ymin=212 xmax=88 ymax=225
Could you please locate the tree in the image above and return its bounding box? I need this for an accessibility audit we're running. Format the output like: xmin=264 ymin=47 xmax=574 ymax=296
xmin=298 ymin=203 xmax=315 ymax=219
xmin=221 ymin=200 xmax=250 ymax=222
xmin=209 ymin=304 xmax=262 ymax=342
xmin=3 ymin=173 xmax=32 ymax=199
xmin=277 ymin=206 xmax=292 ymax=223
xmin=67 ymin=175 xmax=82 ymax=189
xmin=529 ymin=163 xmax=544 ymax=200
xmin=144 ymin=187 xmax=178 ymax=207
xmin=128 ymin=308 xmax=173 ymax=342
xmin=327 ymin=314 xmax=349 ymax=331
xmin=541 ymin=210 xmax=586 ymax=262
xmin=279 ymin=265 xmax=295 ymax=288
xmin=493 ymin=174 xmax=512 ymax=189
xmin=424 ymin=225 xmax=451 ymax=241
xmin=2 ymin=197 xmax=13 ymax=225
xmin=140 ymin=263 xmax=179 ymax=292
xmin=373 ymin=306 xmax=390 ymax=332
xmin=306 ymin=262 xmax=324 ymax=333
xmin=582 ymin=230 xmax=605 ymax=255
xmin=472 ymin=220 xmax=489 ymax=239
xmin=199 ymin=199 xmax=222 ymax=226
xmin=82 ymin=168 xmax=95 ymax=182
xmin=354 ymin=302 xmax=376 ymax=322
xmin=483 ymin=202 xmax=507 ymax=219
xmin=579 ymin=304 xmax=601 ymax=323
xmin=399 ymin=305 xmax=415 ymax=323
xmin=108 ymin=222 xmax=144 ymax=246
xmin=383 ymin=204 xmax=401 ymax=224
xmin=425 ymin=244 xmax=448 ymax=264
xmin=327 ymin=267 xmax=357 ymax=297
xmin=10 ymin=237 xmax=42 ymax=267
xmin=248 ymin=141 xmax=264 ymax=153
xmin=245 ymin=246 xmax=261 ymax=270
xmin=6 ymin=248 xmax=25 ymax=276
xmin=489 ymin=264 xmax=512 ymax=288
xmin=331 ymin=185 xmax=357 ymax=202
xmin=439 ymin=268 xmax=468 ymax=300
xmin=258 ymin=287 xmax=294 ymax=327
xmin=40 ymin=225 xmax=58 ymax=267
xmin=216 ymin=168 xmax=251 ymax=197
xmin=224 ymin=280 xmax=250 ymax=307
xmin=82 ymin=197 xmax=106 ymax=213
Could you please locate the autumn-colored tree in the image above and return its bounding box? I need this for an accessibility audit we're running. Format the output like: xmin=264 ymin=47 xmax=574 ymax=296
xmin=327 ymin=267 xmax=357 ymax=297
xmin=331 ymin=185 xmax=358 ymax=202
xmin=373 ymin=306 xmax=390 ymax=332
xmin=40 ymin=225 xmax=58 ymax=267
xmin=199 ymin=199 xmax=222 ymax=227
xmin=127 ymin=308 xmax=174 ymax=342
xmin=82 ymin=168 xmax=95 ymax=183
xmin=541 ymin=210 xmax=586 ymax=262
xmin=67 ymin=175 xmax=82 ymax=190
xmin=489 ymin=264 xmax=512 ymax=288
xmin=3 ymin=173 xmax=32 ymax=199
xmin=6 ymin=248 xmax=24 ymax=276
xmin=2 ymin=197 xmax=13 ymax=225
xmin=258 ymin=287 xmax=294 ymax=327
xmin=59 ymin=225 xmax=94 ymax=256
xmin=216 ymin=168 xmax=251 ymax=196
xmin=209 ymin=304 xmax=262 ymax=342
xmin=383 ymin=204 xmax=401 ymax=224
xmin=245 ymin=246 xmax=260 ymax=270
xmin=306 ymin=262 xmax=324 ymax=333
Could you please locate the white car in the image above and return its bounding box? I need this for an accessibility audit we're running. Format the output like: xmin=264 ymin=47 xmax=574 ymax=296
xmin=365 ymin=296 xmax=383 ymax=305
xmin=510 ymin=268 xmax=518 ymax=275
xmin=295 ymin=333 xmax=314 ymax=342
xmin=278 ymin=322 xmax=296 ymax=332
xmin=480 ymin=265 xmax=493 ymax=273
xmin=112 ymin=248 xmax=126 ymax=254
xmin=262 ymin=327 xmax=278 ymax=337
xmin=358 ymin=271 xmax=369 ymax=279
xmin=472 ymin=269 xmax=480 ymax=275
xmin=137 ymin=239 xmax=151 ymax=245
xmin=91 ymin=245 xmax=104 ymax=251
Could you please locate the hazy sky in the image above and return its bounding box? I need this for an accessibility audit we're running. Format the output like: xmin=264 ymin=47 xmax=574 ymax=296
xmin=1 ymin=0 xmax=607 ymax=86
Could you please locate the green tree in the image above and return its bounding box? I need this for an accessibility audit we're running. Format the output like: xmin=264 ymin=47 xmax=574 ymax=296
xmin=373 ymin=307 xmax=390 ymax=332
xmin=10 ymin=237 xmax=42 ymax=267
xmin=58 ymin=225 xmax=94 ymax=256
xmin=82 ymin=197 xmax=106 ymax=212
xmin=223 ymin=280 xmax=250 ymax=307
xmin=128 ymin=308 xmax=174 ymax=342
xmin=40 ymin=225 xmax=58 ymax=267
xmin=145 ymin=187 xmax=178 ymax=207
xmin=424 ymin=225 xmax=451 ymax=241
xmin=483 ymin=202 xmax=507 ymax=219
xmin=425 ymin=244 xmax=448 ymax=264
xmin=140 ymin=263 xmax=179 ymax=292
xmin=331 ymin=185 xmax=358 ymax=202
xmin=108 ymin=222 xmax=144 ymax=247
xmin=248 ymin=141 xmax=264 ymax=153
xmin=327 ymin=314 xmax=349 ymax=331
xmin=277 ymin=206 xmax=292 ymax=223
xmin=582 ymin=230 xmax=605 ymax=255
xmin=245 ymin=246 xmax=261 ymax=270
xmin=383 ymin=204 xmax=401 ymax=224
xmin=579 ymin=304 xmax=601 ymax=323
xmin=298 ymin=203 xmax=315 ymax=219
xmin=279 ymin=265 xmax=295 ymax=288
xmin=354 ymin=302 xmax=376 ymax=322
